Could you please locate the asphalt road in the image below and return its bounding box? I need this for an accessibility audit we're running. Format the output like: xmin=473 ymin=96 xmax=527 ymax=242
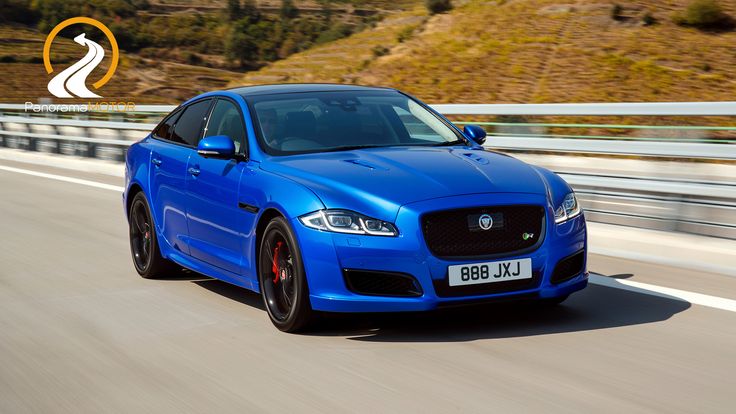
xmin=1 ymin=160 xmax=735 ymax=413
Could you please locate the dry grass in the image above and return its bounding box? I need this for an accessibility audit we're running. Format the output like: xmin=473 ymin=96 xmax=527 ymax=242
xmin=4 ymin=1 xmax=736 ymax=105
xmin=0 ymin=24 xmax=242 ymax=103
xmin=234 ymin=6 xmax=429 ymax=86
xmin=236 ymin=0 xmax=736 ymax=104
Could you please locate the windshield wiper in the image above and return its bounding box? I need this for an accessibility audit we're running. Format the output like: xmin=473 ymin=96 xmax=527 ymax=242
xmin=321 ymin=145 xmax=386 ymax=153
xmin=433 ymin=139 xmax=467 ymax=146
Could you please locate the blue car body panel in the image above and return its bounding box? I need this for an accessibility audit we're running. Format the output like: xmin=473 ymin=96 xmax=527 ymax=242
xmin=124 ymin=84 xmax=587 ymax=312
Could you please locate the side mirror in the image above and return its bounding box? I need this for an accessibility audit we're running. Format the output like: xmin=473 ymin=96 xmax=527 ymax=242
xmin=463 ymin=125 xmax=487 ymax=145
xmin=197 ymin=135 xmax=235 ymax=159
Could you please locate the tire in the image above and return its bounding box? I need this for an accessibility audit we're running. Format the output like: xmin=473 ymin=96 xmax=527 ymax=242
xmin=128 ymin=192 xmax=178 ymax=279
xmin=258 ymin=216 xmax=314 ymax=332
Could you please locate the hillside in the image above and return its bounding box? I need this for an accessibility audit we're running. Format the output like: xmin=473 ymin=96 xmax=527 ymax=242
xmin=2 ymin=0 xmax=736 ymax=105
xmin=0 ymin=0 xmax=421 ymax=104
xmin=0 ymin=24 xmax=242 ymax=103
xmin=236 ymin=0 xmax=736 ymax=104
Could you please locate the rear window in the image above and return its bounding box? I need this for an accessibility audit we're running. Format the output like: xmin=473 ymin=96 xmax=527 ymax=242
xmin=171 ymin=99 xmax=212 ymax=146
xmin=153 ymin=109 xmax=181 ymax=141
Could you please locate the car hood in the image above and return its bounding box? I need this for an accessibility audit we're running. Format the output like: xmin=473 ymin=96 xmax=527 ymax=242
xmin=261 ymin=146 xmax=548 ymax=221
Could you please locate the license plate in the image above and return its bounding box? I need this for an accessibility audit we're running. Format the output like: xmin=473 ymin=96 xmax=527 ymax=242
xmin=448 ymin=258 xmax=532 ymax=286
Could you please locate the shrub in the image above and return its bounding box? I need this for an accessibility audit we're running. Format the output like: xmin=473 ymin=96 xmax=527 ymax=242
xmin=611 ymin=4 xmax=624 ymax=21
xmin=371 ymin=45 xmax=389 ymax=57
xmin=397 ymin=26 xmax=415 ymax=43
xmin=183 ymin=51 xmax=203 ymax=65
xmin=673 ymin=0 xmax=734 ymax=30
xmin=280 ymin=0 xmax=299 ymax=20
xmin=0 ymin=0 xmax=39 ymax=24
xmin=425 ymin=0 xmax=452 ymax=15
xmin=642 ymin=12 xmax=657 ymax=26
xmin=315 ymin=23 xmax=353 ymax=44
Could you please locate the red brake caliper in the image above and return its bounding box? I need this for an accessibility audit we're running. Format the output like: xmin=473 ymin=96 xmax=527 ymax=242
xmin=271 ymin=241 xmax=283 ymax=284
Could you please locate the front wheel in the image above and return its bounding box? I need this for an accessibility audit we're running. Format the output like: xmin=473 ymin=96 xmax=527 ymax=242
xmin=258 ymin=216 xmax=314 ymax=332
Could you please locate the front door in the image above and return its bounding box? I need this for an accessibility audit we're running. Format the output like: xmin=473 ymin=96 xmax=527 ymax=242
xmin=186 ymin=98 xmax=252 ymax=275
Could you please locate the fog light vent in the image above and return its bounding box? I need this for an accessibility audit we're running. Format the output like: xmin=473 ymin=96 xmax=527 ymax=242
xmin=551 ymin=250 xmax=585 ymax=284
xmin=343 ymin=270 xmax=422 ymax=297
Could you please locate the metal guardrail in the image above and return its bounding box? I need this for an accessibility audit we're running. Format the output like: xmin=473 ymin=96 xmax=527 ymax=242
xmin=433 ymin=102 xmax=736 ymax=116
xmin=0 ymin=102 xmax=734 ymax=238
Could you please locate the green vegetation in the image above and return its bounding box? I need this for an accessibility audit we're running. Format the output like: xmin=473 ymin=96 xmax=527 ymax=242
xmin=371 ymin=45 xmax=390 ymax=57
xmin=239 ymin=0 xmax=736 ymax=106
xmin=397 ymin=25 xmax=416 ymax=42
xmin=0 ymin=0 xmax=382 ymax=69
xmin=642 ymin=12 xmax=657 ymax=26
xmin=0 ymin=0 xmax=39 ymax=24
xmin=425 ymin=0 xmax=452 ymax=15
xmin=673 ymin=0 xmax=734 ymax=31
xmin=611 ymin=4 xmax=624 ymax=21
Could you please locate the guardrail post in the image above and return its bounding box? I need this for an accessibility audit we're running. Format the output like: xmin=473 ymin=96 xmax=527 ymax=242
xmin=76 ymin=113 xmax=96 ymax=158
xmin=25 ymin=121 xmax=36 ymax=152
xmin=114 ymin=113 xmax=126 ymax=162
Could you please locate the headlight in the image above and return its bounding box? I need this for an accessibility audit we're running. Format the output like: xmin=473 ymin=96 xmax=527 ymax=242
xmin=299 ymin=210 xmax=398 ymax=236
xmin=554 ymin=193 xmax=582 ymax=224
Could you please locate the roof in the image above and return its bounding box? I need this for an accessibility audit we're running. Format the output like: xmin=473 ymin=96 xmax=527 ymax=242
xmin=228 ymin=83 xmax=394 ymax=97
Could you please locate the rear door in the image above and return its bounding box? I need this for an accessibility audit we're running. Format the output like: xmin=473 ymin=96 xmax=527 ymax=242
xmin=149 ymin=99 xmax=212 ymax=256
xmin=185 ymin=97 xmax=251 ymax=275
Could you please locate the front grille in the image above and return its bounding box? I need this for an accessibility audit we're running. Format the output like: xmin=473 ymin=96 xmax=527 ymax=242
xmin=433 ymin=270 xmax=542 ymax=298
xmin=343 ymin=269 xmax=422 ymax=297
xmin=551 ymin=250 xmax=585 ymax=284
xmin=422 ymin=205 xmax=546 ymax=258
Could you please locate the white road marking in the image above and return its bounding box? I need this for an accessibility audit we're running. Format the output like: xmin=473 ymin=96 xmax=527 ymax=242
xmin=3 ymin=162 xmax=735 ymax=314
xmin=590 ymin=274 xmax=736 ymax=313
xmin=0 ymin=165 xmax=124 ymax=192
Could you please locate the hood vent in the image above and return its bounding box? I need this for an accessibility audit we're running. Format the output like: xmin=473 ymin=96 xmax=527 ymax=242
xmin=343 ymin=159 xmax=388 ymax=171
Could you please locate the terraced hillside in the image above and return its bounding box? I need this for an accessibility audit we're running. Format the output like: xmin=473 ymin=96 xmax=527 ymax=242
xmin=0 ymin=24 xmax=241 ymax=103
xmin=0 ymin=0 xmax=422 ymax=104
xmin=240 ymin=6 xmax=428 ymax=85
xmin=237 ymin=0 xmax=736 ymax=103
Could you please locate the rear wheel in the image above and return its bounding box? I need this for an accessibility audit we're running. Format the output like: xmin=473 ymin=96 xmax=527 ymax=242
xmin=258 ymin=216 xmax=314 ymax=332
xmin=128 ymin=192 xmax=178 ymax=279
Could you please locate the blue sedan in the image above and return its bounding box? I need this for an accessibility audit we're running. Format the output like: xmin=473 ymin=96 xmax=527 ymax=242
xmin=124 ymin=84 xmax=588 ymax=332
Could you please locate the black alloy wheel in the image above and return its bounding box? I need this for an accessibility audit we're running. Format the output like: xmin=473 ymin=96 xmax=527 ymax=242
xmin=259 ymin=216 xmax=314 ymax=332
xmin=128 ymin=192 xmax=177 ymax=278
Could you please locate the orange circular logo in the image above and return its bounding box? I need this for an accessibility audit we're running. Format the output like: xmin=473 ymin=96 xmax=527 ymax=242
xmin=43 ymin=17 xmax=119 ymax=95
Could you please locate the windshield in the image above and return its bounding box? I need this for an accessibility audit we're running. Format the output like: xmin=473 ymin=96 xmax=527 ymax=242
xmin=247 ymin=90 xmax=465 ymax=155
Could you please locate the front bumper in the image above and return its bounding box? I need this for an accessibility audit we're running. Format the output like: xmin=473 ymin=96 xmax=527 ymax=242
xmin=292 ymin=193 xmax=588 ymax=313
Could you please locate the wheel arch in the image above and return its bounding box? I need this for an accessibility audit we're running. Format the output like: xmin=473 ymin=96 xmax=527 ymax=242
xmin=125 ymin=182 xmax=144 ymax=220
xmin=254 ymin=208 xmax=287 ymax=290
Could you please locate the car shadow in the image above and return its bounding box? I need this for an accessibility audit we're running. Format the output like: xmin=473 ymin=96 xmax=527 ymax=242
xmin=304 ymin=272 xmax=691 ymax=342
xmin=181 ymin=269 xmax=690 ymax=341
xmin=193 ymin=279 xmax=266 ymax=311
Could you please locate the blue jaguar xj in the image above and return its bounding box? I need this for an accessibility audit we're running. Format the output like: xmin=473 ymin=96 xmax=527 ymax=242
xmin=124 ymin=84 xmax=588 ymax=332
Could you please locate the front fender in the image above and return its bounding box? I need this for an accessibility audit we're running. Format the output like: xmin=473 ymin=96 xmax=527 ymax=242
xmin=532 ymin=165 xmax=574 ymax=208
xmin=239 ymin=165 xmax=325 ymax=287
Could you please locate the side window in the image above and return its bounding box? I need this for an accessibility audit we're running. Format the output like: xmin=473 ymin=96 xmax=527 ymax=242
xmin=204 ymin=99 xmax=246 ymax=153
xmin=171 ymin=99 xmax=212 ymax=146
xmin=153 ymin=109 xmax=181 ymax=140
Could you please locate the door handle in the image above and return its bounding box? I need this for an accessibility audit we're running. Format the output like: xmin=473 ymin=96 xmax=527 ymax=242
xmin=152 ymin=158 xmax=162 ymax=166
xmin=188 ymin=167 xmax=201 ymax=176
